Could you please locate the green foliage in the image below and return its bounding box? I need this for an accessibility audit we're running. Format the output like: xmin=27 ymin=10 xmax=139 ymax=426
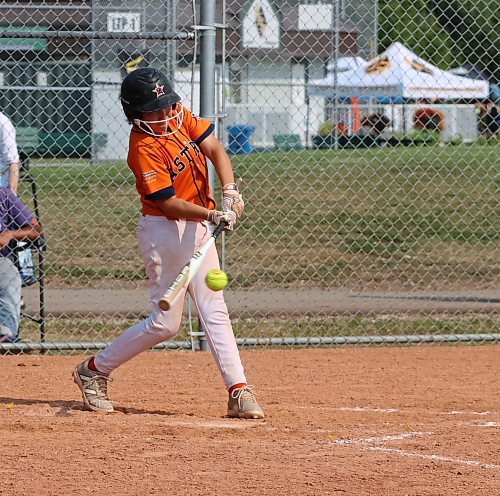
xmin=378 ymin=0 xmax=458 ymax=69
xmin=445 ymin=135 xmax=464 ymax=146
xmin=428 ymin=0 xmax=499 ymax=82
xmin=318 ymin=121 xmax=335 ymax=137
xmin=406 ymin=129 xmax=441 ymax=144
xmin=379 ymin=1 xmax=499 ymax=81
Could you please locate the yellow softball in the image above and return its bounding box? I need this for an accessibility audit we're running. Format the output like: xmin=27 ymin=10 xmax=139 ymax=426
xmin=205 ymin=269 xmax=228 ymax=291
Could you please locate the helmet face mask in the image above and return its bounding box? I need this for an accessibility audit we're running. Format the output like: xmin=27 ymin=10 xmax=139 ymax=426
xmin=120 ymin=67 xmax=182 ymax=135
xmin=133 ymin=102 xmax=184 ymax=137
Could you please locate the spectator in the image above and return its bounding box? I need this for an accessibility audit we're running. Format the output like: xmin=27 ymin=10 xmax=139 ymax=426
xmin=359 ymin=113 xmax=390 ymax=137
xmin=0 ymin=112 xmax=20 ymax=195
xmin=475 ymin=102 xmax=488 ymax=136
xmin=485 ymin=101 xmax=499 ymax=139
xmin=370 ymin=114 xmax=391 ymax=136
xmin=0 ymin=187 xmax=42 ymax=344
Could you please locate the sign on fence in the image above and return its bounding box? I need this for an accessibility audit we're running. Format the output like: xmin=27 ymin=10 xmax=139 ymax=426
xmin=107 ymin=12 xmax=142 ymax=33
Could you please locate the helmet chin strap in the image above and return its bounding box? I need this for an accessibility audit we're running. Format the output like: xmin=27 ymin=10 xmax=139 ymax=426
xmin=133 ymin=105 xmax=184 ymax=137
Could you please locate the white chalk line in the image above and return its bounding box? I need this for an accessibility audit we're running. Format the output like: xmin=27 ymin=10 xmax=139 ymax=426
xmin=164 ymin=418 xmax=263 ymax=430
xmin=475 ymin=421 xmax=500 ymax=427
xmin=297 ymin=405 xmax=500 ymax=417
xmin=337 ymin=406 xmax=399 ymax=413
xmin=333 ymin=431 xmax=431 ymax=446
xmin=366 ymin=446 xmax=500 ymax=470
xmin=331 ymin=431 xmax=499 ymax=470
xmin=443 ymin=410 xmax=497 ymax=416
xmin=298 ymin=405 xmax=401 ymax=414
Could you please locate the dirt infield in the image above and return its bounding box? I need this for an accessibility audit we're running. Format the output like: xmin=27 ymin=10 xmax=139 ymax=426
xmin=1 ymin=346 xmax=499 ymax=495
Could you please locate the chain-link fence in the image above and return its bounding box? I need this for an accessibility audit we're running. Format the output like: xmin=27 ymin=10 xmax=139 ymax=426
xmin=0 ymin=0 xmax=498 ymax=354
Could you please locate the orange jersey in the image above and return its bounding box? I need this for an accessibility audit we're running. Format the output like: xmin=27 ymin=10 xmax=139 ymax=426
xmin=127 ymin=105 xmax=216 ymax=218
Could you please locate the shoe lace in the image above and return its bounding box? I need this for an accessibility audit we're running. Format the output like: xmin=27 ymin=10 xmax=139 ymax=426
xmin=231 ymin=385 xmax=258 ymax=407
xmin=86 ymin=373 xmax=112 ymax=400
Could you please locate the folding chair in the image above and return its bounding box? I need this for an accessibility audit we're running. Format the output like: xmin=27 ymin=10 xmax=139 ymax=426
xmin=13 ymin=160 xmax=46 ymax=343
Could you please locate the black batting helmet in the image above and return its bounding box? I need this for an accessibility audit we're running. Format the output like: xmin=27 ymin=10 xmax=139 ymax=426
xmin=120 ymin=67 xmax=181 ymax=121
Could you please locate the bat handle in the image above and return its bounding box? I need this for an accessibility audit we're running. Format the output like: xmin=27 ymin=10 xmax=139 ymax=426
xmin=212 ymin=220 xmax=228 ymax=238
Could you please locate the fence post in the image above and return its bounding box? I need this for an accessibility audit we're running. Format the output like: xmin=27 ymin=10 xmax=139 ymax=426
xmin=197 ymin=0 xmax=217 ymax=352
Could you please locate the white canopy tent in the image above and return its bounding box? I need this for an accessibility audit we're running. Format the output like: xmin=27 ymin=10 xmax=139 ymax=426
xmin=326 ymin=56 xmax=367 ymax=73
xmin=308 ymin=42 xmax=489 ymax=101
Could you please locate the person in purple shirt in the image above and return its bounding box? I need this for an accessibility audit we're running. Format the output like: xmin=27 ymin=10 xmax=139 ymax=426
xmin=0 ymin=187 xmax=42 ymax=343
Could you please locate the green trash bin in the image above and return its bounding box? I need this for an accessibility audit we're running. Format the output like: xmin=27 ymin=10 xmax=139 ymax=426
xmin=273 ymin=134 xmax=303 ymax=151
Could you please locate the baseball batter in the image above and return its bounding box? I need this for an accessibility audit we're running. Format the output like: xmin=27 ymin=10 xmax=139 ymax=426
xmin=73 ymin=68 xmax=264 ymax=419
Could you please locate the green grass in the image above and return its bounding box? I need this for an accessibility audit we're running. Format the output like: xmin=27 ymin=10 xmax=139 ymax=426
xmin=232 ymin=315 xmax=500 ymax=338
xmin=21 ymin=143 xmax=499 ymax=290
xmin=230 ymin=144 xmax=499 ymax=289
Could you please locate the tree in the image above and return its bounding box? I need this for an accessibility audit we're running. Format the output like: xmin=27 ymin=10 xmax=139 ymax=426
xmin=378 ymin=0 xmax=459 ymax=69
xmin=428 ymin=0 xmax=499 ymax=82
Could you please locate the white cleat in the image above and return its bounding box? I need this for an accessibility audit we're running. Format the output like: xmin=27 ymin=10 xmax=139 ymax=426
xmin=227 ymin=385 xmax=265 ymax=419
xmin=73 ymin=357 xmax=114 ymax=413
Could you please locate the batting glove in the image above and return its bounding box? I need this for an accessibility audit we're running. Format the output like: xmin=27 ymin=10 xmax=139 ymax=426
xmin=222 ymin=182 xmax=244 ymax=219
xmin=207 ymin=209 xmax=237 ymax=230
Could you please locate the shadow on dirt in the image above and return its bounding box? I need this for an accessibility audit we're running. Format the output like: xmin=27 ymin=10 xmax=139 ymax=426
xmin=0 ymin=396 xmax=178 ymax=417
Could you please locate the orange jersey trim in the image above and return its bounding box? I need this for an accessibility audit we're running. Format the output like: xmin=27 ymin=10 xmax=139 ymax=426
xmin=127 ymin=106 xmax=216 ymax=218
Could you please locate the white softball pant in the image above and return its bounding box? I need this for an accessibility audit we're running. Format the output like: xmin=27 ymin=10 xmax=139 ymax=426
xmin=95 ymin=216 xmax=247 ymax=389
xmin=0 ymin=257 xmax=21 ymax=339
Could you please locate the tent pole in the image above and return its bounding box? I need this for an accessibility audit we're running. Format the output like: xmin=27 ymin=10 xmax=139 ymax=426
xmin=305 ymin=61 xmax=311 ymax=149
xmin=373 ymin=0 xmax=378 ymax=58
xmin=332 ymin=0 xmax=340 ymax=150
xmin=403 ymin=103 xmax=407 ymax=135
